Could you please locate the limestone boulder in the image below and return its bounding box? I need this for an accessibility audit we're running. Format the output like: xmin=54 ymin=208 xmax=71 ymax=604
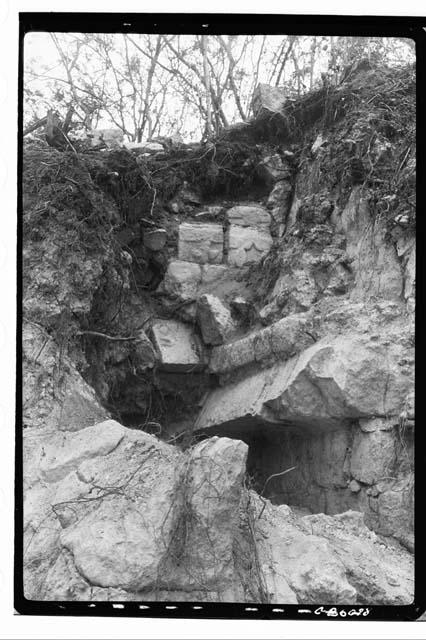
xmin=159 ymin=260 xmax=235 ymax=302
xmin=226 ymin=205 xmax=271 ymax=230
xmin=178 ymin=222 xmax=224 ymax=264
xmin=151 ymin=319 xmax=204 ymax=372
xmin=197 ymin=294 xmax=235 ymax=345
xmin=350 ymin=429 xmax=396 ymax=485
xmin=271 ymin=269 xmax=317 ymax=313
xmin=39 ymin=420 xmax=125 ymax=483
xmin=24 ymin=417 xmax=413 ymax=604
xmin=25 ymin=424 xmax=249 ymax=601
xmin=159 ymin=437 xmax=248 ymax=592
xmin=297 ymin=511 xmax=413 ymax=604
xmin=209 ymin=312 xmax=315 ymax=375
xmin=252 ymin=497 xmax=413 ymax=605
xmin=252 ymin=84 xmax=287 ymax=117
xmin=227 ymin=226 xmax=273 ymax=267
xmin=160 ymin=260 xmax=246 ymax=306
xmin=47 ymin=426 xmax=180 ymax=595
xmin=196 ymin=333 xmax=413 ymax=432
xmin=161 ymin=260 xmax=202 ymax=299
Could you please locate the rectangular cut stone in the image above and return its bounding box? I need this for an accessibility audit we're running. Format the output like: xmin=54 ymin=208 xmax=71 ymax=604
xmin=178 ymin=223 xmax=224 ymax=264
xmin=227 ymin=226 xmax=273 ymax=267
xmin=209 ymin=313 xmax=314 ymax=374
xmin=161 ymin=260 xmax=202 ymax=299
xmin=227 ymin=205 xmax=271 ymax=230
xmin=151 ymin=319 xmax=204 ymax=372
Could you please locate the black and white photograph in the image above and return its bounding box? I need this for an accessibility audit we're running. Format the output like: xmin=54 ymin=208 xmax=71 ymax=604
xmin=17 ymin=13 xmax=418 ymax=621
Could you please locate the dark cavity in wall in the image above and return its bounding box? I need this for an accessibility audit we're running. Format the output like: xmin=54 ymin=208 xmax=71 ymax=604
xmin=240 ymin=420 xmax=414 ymax=528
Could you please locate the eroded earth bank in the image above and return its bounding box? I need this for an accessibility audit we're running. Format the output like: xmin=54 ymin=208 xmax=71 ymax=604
xmin=23 ymin=63 xmax=415 ymax=604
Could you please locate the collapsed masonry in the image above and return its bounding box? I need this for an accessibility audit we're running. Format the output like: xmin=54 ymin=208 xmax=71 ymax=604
xmin=23 ymin=65 xmax=415 ymax=604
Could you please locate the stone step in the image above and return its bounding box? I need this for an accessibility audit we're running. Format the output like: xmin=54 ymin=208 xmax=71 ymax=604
xmin=151 ymin=319 xmax=205 ymax=372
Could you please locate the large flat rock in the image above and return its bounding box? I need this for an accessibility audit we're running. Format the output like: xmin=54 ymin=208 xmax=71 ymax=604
xmin=209 ymin=312 xmax=315 ymax=374
xmin=178 ymin=222 xmax=223 ymax=264
xmin=151 ymin=319 xmax=204 ymax=371
xmin=39 ymin=420 xmax=125 ymax=483
xmin=196 ymin=333 xmax=413 ymax=433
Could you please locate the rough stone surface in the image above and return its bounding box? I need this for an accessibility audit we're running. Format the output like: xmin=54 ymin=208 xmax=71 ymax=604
xmin=24 ymin=421 xmax=413 ymax=604
xmin=197 ymin=294 xmax=235 ymax=345
xmin=39 ymin=420 xmax=125 ymax=483
xmin=226 ymin=205 xmax=271 ymax=230
xmin=267 ymin=180 xmax=293 ymax=227
xmin=160 ymin=260 xmax=248 ymax=308
xmin=151 ymin=319 xmax=204 ymax=371
xmin=296 ymin=510 xmax=413 ymax=604
xmin=257 ymin=154 xmax=292 ymax=186
xmin=23 ymin=322 xmax=109 ymax=432
xmin=24 ymin=427 xmax=251 ymax=601
xmin=341 ymin=187 xmax=403 ymax=300
xmin=197 ymin=333 xmax=413 ymax=432
xmin=271 ymin=269 xmax=318 ymax=313
xmin=252 ymin=84 xmax=287 ymax=117
xmin=396 ymin=234 xmax=415 ymax=313
xmin=350 ymin=430 xmax=396 ymax=485
xmin=209 ymin=312 xmax=315 ymax=375
xmin=227 ymin=226 xmax=273 ymax=267
xmin=161 ymin=260 xmax=202 ymax=299
xmin=178 ymin=222 xmax=224 ymax=264
xmin=251 ymin=496 xmax=413 ymax=605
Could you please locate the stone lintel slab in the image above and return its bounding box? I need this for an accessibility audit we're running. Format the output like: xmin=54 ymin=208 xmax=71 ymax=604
xmin=151 ymin=319 xmax=204 ymax=372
